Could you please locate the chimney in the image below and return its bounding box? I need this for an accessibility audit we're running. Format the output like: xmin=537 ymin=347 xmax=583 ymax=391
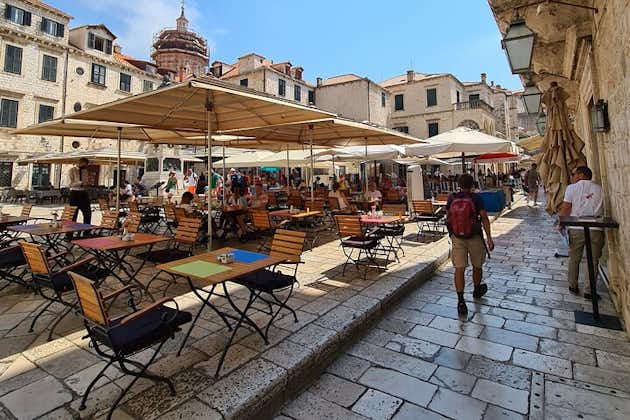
xmin=481 ymin=73 xmax=487 ymax=84
xmin=407 ymin=70 xmax=414 ymax=82
xmin=490 ymin=81 xmax=494 ymax=87
xmin=316 ymin=77 xmax=323 ymax=87
xmin=113 ymin=44 xmax=122 ymax=54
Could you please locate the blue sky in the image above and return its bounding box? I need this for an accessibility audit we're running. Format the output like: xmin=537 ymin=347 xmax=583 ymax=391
xmin=48 ymin=0 xmax=522 ymax=89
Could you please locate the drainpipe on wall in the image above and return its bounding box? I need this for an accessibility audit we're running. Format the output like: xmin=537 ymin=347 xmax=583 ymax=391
xmin=56 ymin=48 xmax=70 ymax=188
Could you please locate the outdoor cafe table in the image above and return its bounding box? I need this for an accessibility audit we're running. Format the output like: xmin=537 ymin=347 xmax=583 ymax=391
xmin=361 ymin=215 xmax=404 ymax=263
xmin=559 ymin=216 xmax=621 ymax=330
xmin=0 ymin=215 xmax=30 ymax=243
xmin=157 ymin=247 xmax=285 ymax=376
xmin=8 ymin=221 xmax=97 ymax=252
xmin=72 ymin=233 xmax=169 ymax=302
xmin=351 ymin=198 xmax=378 ymax=211
xmin=270 ymin=209 xmax=325 ymax=249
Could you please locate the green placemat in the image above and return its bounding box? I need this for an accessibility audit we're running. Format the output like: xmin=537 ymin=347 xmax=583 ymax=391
xmin=170 ymin=261 xmax=232 ymax=278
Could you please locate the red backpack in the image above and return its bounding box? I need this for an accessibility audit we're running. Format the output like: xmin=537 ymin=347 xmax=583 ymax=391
xmin=447 ymin=194 xmax=478 ymax=239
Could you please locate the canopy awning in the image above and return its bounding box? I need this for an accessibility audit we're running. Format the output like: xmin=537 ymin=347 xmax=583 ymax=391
xmin=405 ymin=127 xmax=514 ymax=157
xmin=43 ymin=77 xmax=334 ymax=133
xmin=394 ymin=157 xmax=450 ymax=166
xmin=474 ymin=152 xmax=520 ymax=164
xmin=16 ymin=148 xmax=170 ymax=165
xmin=214 ymin=149 xmax=333 ymax=168
xmin=223 ymin=118 xmax=426 ymax=147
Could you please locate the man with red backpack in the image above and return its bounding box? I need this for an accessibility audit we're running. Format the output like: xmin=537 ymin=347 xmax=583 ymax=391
xmin=446 ymin=174 xmax=495 ymax=315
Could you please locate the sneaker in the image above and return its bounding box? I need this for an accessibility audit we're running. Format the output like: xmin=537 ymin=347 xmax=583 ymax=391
xmin=472 ymin=283 xmax=488 ymax=299
xmin=457 ymin=301 xmax=468 ymax=315
xmin=569 ymin=287 xmax=580 ymax=295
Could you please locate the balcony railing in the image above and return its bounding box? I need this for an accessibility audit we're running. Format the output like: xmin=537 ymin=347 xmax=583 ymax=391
xmin=455 ymin=99 xmax=494 ymax=113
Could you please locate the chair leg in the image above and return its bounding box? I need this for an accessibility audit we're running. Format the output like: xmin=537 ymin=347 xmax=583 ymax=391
xmin=264 ymin=285 xmax=297 ymax=338
xmin=29 ymin=300 xmax=53 ymax=333
xmin=47 ymin=305 xmax=74 ymax=341
xmin=79 ymin=359 xmax=114 ymax=410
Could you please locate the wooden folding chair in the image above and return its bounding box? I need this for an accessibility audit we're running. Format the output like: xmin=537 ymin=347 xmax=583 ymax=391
xmin=334 ymin=215 xmax=379 ymax=279
xmin=411 ymin=200 xmax=444 ymax=238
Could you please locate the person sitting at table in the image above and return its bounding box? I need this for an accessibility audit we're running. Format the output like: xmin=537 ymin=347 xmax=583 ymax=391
xmin=250 ymin=183 xmax=268 ymax=209
xmin=133 ymin=176 xmax=147 ymax=197
xmin=178 ymin=191 xmax=195 ymax=213
xmin=366 ymin=183 xmax=383 ymax=204
xmin=226 ymin=186 xmax=250 ymax=239
xmin=329 ymin=181 xmax=353 ymax=211
xmin=119 ymin=179 xmax=133 ymax=202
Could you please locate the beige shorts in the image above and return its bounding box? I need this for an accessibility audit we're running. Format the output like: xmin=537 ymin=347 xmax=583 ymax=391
xmin=451 ymin=235 xmax=486 ymax=269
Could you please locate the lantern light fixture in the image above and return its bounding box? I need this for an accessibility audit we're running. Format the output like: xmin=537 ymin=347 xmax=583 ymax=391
xmin=522 ymin=84 xmax=542 ymax=115
xmin=591 ymin=99 xmax=610 ymax=133
xmin=501 ymin=17 xmax=536 ymax=74
xmin=536 ymin=112 xmax=547 ymax=136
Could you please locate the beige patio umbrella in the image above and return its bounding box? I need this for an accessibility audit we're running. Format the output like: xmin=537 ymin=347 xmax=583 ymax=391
xmin=17 ymin=148 xmax=148 ymax=165
xmin=15 ymin=77 xmax=335 ymax=249
xmin=538 ymin=83 xmax=587 ymax=214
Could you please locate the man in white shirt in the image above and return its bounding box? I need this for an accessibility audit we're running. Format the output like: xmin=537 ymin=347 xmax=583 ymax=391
xmin=559 ymin=166 xmax=604 ymax=299
xmin=67 ymin=158 xmax=92 ymax=224
xmin=365 ymin=183 xmax=382 ymax=204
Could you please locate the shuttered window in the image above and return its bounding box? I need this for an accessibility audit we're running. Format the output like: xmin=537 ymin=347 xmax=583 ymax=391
xmin=91 ymin=63 xmax=106 ymax=85
xmin=41 ymin=55 xmax=57 ymax=82
xmin=394 ymin=94 xmax=404 ymax=111
xmin=3 ymin=45 xmax=22 ymax=74
xmin=428 ymin=122 xmax=439 ymax=137
xmin=40 ymin=18 xmax=64 ymax=37
xmin=0 ymin=99 xmax=18 ymax=128
xmin=88 ymin=32 xmax=113 ymax=54
xmin=4 ymin=5 xmax=31 ymax=26
xmin=426 ymin=88 xmax=437 ymax=107
xmin=119 ymin=73 xmax=131 ymax=92
xmin=143 ymin=80 xmax=154 ymax=92
xmin=38 ymin=105 xmax=54 ymax=123
xmin=278 ymin=79 xmax=286 ymax=96
xmin=294 ymin=85 xmax=301 ymax=101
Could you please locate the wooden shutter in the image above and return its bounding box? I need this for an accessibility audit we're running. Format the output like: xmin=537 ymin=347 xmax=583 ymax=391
xmin=40 ymin=17 xmax=47 ymax=31
xmin=105 ymin=39 xmax=113 ymax=54
xmin=88 ymin=32 xmax=95 ymax=49
xmin=23 ymin=11 xmax=31 ymax=26
xmin=4 ymin=5 xmax=11 ymax=19
xmin=56 ymin=23 xmax=64 ymax=37
xmin=1 ymin=99 xmax=18 ymax=128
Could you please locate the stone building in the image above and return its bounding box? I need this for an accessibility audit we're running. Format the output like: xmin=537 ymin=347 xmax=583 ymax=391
xmin=210 ymin=53 xmax=316 ymax=108
xmin=314 ymin=74 xmax=390 ymax=127
xmin=489 ymin=0 xmax=630 ymax=331
xmin=152 ymin=5 xmax=208 ymax=81
xmin=379 ymin=71 xmax=497 ymax=139
xmin=0 ymin=0 xmax=173 ymax=188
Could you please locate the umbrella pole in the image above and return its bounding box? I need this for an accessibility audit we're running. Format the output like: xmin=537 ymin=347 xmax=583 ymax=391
xmin=286 ymin=147 xmax=290 ymax=188
xmin=461 ymin=152 xmax=465 ymax=173
xmin=222 ymin=143 xmax=226 ymax=204
xmin=206 ymin=106 xmax=213 ymax=251
xmin=365 ymin=140 xmax=368 ymax=193
xmin=115 ymin=127 xmax=121 ymax=215
xmin=310 ymin=129 xmax=314 ymax=201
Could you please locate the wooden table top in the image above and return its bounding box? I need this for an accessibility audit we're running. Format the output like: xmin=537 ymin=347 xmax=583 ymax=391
xmin=157 ymin=247 xmax=285 ymax=285
xmin=8 ymin=221 xmax=97 ymax=236
xmin=433 ymin=201 xmax=448 ymax=207
xmin=0 ymin=216 xmax=30 ymax=226
xmin=72 ymin=233 xmax=169 ymax=251
xmin=360 ymin=215 xmax=403 ymax=224
xmin=269 ymin=209 xmax=323 ymax=219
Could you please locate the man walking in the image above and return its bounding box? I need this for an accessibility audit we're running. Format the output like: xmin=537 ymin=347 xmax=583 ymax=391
xmin=68 ymin=157 xmax=92 ymax=224
xmin=559 ymin=166 xmax=604 ymax=299
xmin=526 ymin=163 xmax=541 ymax=206
xmin=446 ymin=174 xmax=495 ymax=315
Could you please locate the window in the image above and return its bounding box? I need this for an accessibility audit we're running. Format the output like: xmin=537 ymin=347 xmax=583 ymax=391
xmin=428 ymin=122 xmax=439 ymax=137
xmin=119 ymin=73 xmax=131 ymax=92
xmin=394 ymin=126 xmax=409 ymax=134
xmin=394 ymin=94 xmax=404 ymax=111
xmin=90 ymin=63 xmax=106 ymax=85
xmin=143 ymin=80 xmax=153 ymax=92
xmin=0 ymin=99 xmax=18 ymax=128
xmin=162 ymin=158 xmax=181 ymax=172
xmin=308 ymin=90 xmax=315 ymax=104
xmin=38 ymin=104 xmax=54 ymax=123
xmin=145 ymin=158 xmax=159 ymax=172
xmin=40 ymin=18 xmax=64 ymax=37
xmin=278 ymin=79 xmax=286 ymax=96
xmin=4 ymin=5 xmax=31 ymax=26
xmin=4 ymin=45 xmax=22 ymax=74
xmin=239 ymin=78 xmax=248 ymax=87
xmin=456 ymin=91 xmax=461 ymax=103
xmin=88 ymin=32 xmax=113 ymax=54
xmin=41 ymin=55 xmax=57 ymax=82
xmin=73 ymin=102 xmax=82 ymax=112
xmin=469 ymin=94 xmax=480 ymax=105
xmin=426 ymin=88 xmax=437 ymax=107
xmin=31 ymin=164 xmax=50 ymax=188
xmin=0 ymin=162 xmax=12 ymax=187
xmin=381 ymin=92 xmax=386 ymax=107
xmin=294 ymin=85 xmax=301 ymax=101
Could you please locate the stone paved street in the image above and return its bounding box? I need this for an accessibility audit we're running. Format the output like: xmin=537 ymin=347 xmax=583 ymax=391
xmin=278 ymin=199 xmax=630 ymax=420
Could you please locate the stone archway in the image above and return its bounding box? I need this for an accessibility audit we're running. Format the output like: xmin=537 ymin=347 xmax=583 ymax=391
xmin=458 ymin=119 xmax=480 ymax=130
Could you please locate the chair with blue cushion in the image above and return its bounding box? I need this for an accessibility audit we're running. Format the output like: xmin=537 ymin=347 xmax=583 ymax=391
xmin=0 ymin=245 xmax=30 ymax=291
xmin=68 ymin=272 xmax=191 ymax=420
xmin=334 ymin=215 xmax=380 ymax=279
xmin=19 ymin=241 xmax=108 ymax=341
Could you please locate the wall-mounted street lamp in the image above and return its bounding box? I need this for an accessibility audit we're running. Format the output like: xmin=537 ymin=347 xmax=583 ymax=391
xmin=522 ymin=84 xmax=542 ymax=115
xmin=501 ymin=17 xmax=536 ymax=74
xmin=591 ymin=99 xmax=610 ymax=133
xmin=536 ymin=112 xmax=547 ymax=136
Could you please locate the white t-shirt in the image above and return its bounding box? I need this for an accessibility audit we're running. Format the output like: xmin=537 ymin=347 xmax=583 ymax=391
xmin=366 ymin=190 xmax=382 ymax=202
xmin=563 ymin=180 xmax=603 ymax=229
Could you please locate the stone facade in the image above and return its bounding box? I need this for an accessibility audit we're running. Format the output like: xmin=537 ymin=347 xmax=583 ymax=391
xmin=489 ymin=0 xmax=630 ymax=332
xmin=0 ymin=0 xmax=166 ymax=188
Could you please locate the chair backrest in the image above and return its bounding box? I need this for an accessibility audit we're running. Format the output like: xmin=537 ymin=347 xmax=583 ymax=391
xmin=303 ymin=199 xmax=325 ymax=212
xmin=174 ymin=207 xmax=187 ymax=221
xmin=128 ymin=200 xmax=139 ymax=213
xmin=164 ymin=203 xmax=176 ymax=220
xmin=100 ymin=210 xmax=119 ymax=230
xmin=174 ymin=217 xmax=202 ymax=245
xmin=98 ymin=198 xmax=109 ymax=212
xmin=411 ymin=200 xmax=435 ymax=215
xmin=437 ymin=193 xmax=450 ymax=202
xmin=68 ymin=272 xmax=109 ymax=327
xmin=335 ymin=215 xmax=364 ymax=237
xmin=19 ymin=241 xmax=51 ymax=274
xmin=382 ymin=203 xmax=406 ymax=216
xmin=385 ymin=189 xmax=399 ymax=201
xmin=20 ymin=203 xmax=33 ymax=217
xmin=124 ymin=212 xmax=141 ymax=233
xmin=250 ymin=209 xmax=272 ymax=230
xmin=60 ymin=205 xmax=77 ymax=221
xmin=269 ymin=229 xmax=306 ymax=263
xmin=288 ymin=196 xmax=302 ymax=209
